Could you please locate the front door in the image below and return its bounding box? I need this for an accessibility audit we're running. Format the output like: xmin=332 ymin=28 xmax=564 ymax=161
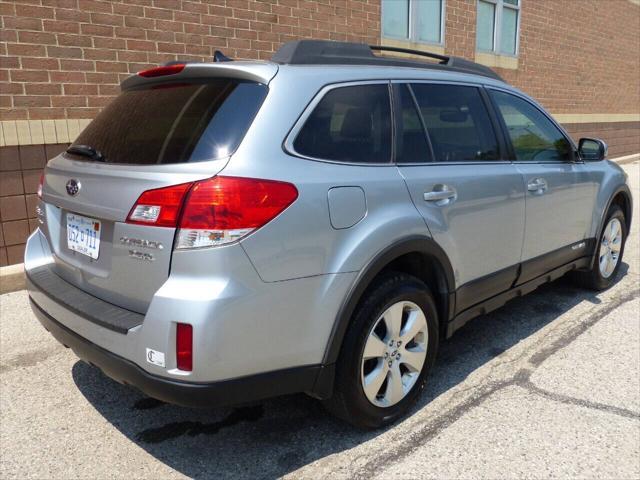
xmin=394 ymin=82 xmax=526 ymax=314
xmin=488 ymin=89 xmax=597 ymax=284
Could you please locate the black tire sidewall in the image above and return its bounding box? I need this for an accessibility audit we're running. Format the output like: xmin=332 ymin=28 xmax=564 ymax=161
xmin=335 ymin=274 xmax=439 ymax=428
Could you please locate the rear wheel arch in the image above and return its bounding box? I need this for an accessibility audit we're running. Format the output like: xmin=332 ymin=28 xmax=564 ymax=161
xmin=322 ymin=236 xmax=455 ymax=367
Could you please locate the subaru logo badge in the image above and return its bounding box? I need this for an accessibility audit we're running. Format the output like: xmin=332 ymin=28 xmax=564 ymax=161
xmin=66 ymin=179 xmax=80 ymax=196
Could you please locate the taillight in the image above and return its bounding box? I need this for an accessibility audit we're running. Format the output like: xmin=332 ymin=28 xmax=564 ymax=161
xmin=37 ymin=172 xmax=44 ymax=199
xmin=176 ymin=323 xmax=192 ymax=372
xmin=175 ymin=176 xmax=298 ymax=249
xmin=138 ymin=63 xmax=185 ymax=78
xmin=126 ymin=182 xmax=192 ymax=227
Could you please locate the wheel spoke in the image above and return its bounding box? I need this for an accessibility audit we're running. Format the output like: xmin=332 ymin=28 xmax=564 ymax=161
xmin=363 ymin=363 xmax=388 ymax=401
xmin=400 ymin=348 xmax=426 ymax=372
xmin=363 ymin=334 xmax=387 ymax=360
xmin=609 ymin=220 xmax=620 ymax=241
xmin=603 ymin=222 xmax=613 ymax=242
xmin=400 ymin=309 xmax=426 ymax=343
xmin=610 ymin=237 xmax=622 ymax=253
xmin=383 ymin=302 xmax=404 ymax=339
xmin=383 ymin=363 xmax=405 ymax=405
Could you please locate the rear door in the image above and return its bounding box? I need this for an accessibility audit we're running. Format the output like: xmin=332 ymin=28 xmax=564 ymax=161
xmin=395 ymin=82 xmax=526 ymax=314
xmin=487 ymin=88 xmax=597 ymax=284
xmin=40 ymin=78 xmax=269 ymax=313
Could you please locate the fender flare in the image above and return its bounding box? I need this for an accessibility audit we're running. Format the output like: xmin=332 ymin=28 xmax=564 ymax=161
xmin=589 ymin=184 xmax=633 ymax=270
xmin=321 ymin=235 xmax=455 ymax=366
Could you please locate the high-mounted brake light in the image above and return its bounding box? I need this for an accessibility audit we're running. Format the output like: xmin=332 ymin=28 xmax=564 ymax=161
xmin=126 ymin=176 xmax=298 ymax=248
xmin=138 ymin=63 xmax=186 ymax=78
xmin=37 ymin=172 xmax=44 ymax=199
xmin=176 ymin=323 xmax=192 ymax=372
xmin=126 ymin=182 xmax=192 ymax=227
xmin=175 ymin=176 xmax=298 ymax=249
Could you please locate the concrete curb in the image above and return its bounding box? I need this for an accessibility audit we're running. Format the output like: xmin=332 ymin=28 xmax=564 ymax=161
xmin=0 ymin=152 xmax=638 ymax=295
xmin=0 ymin=263 xmax=25 ymax=295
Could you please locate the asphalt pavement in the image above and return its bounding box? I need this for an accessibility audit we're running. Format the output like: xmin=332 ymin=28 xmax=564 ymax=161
xmin=1 ymin=162 xmax=638 ymax=479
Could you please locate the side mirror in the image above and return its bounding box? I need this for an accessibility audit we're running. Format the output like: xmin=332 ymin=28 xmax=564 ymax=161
xmin=578 ymin=137 xmax=608 ymax=161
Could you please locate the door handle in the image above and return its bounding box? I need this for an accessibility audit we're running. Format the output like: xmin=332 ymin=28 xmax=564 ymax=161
xmin=527 ymin=178 xmax=548 ymax=193
xmin=424 ymin=185 xmax=457 ymax=206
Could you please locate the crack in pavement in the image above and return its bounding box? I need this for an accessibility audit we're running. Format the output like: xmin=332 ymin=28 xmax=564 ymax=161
xmin=351 ymin=286 xmax=640 ymax=480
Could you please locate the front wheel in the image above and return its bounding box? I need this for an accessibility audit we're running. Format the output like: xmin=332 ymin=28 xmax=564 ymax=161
xmin=574 ymin=205 xmax=627 ymax=290
xmin=324 ymin=273 xmax=439 ymax=429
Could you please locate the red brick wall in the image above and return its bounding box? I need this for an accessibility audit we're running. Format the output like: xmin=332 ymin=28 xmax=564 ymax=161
xmin=0 ymin=0 xmax=638 ymax=266
xmin=1 ymin=0 xmax=381 ymax=121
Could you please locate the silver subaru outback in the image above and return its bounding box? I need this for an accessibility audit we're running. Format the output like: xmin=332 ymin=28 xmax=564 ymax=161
xmin=25 ymin=40 xmax=632 ymax=428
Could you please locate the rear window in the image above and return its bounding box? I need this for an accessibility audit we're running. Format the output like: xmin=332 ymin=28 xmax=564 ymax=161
xmin=69 ymin=80 xmax=268 ymax=165
xmin=293 ymin=84 xmax=392 ymax=164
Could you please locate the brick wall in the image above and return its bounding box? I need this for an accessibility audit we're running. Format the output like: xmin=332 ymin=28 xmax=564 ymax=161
xmin=0 ymin=143 xmax=66 ymax=265
xmin=0 ymin=0 xmax=638 ymax=265
xmin=1 ymin=0 xmax=381 ymax=121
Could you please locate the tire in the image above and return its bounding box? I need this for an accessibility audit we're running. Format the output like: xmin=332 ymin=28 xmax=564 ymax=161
xmin=574 ymin=205 xmax=627 ymax=290
xmin=323 ymin=272 xmax=439 ymax=429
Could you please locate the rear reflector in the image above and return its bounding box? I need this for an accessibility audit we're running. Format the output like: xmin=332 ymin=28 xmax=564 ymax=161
xmin=126 ymin=182 xmax=192 ymax=227
xmin=175 ymin=176 xmax=298 ymax=249
xmin=138 ymin=64 xmax=186 ymax=78
xmin=176 ymin=323 xmax=193 ymax=372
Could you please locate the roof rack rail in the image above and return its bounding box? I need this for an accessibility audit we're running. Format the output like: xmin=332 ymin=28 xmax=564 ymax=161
xmin=271 ymin=40 xmax=504 ymax=82
xmin=370 ymin=45 xmax=449 ymax=63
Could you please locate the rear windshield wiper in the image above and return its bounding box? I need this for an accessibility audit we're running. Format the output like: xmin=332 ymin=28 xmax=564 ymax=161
xmin=66 ymin=145 xmax=105 ymax=162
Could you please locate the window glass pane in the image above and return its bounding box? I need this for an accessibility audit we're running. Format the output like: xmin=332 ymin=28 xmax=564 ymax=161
xmin=411 ymin=84 xmax=499 ymax=162
xmin=397 ymin=85 xmax=432 ymax=163
xmin=476 ymin=1 xmax=495 ymax=51
xmin=500 ymin=7 xmax=518 ymax=54
xmin=294 ymin=85 xmax=392 ymax=164
xmin=491 ymin=90 xmax=572 ymax=162
xmin=71 ymin=80 xmax=267 ymax=164
xmin=382 ymin=0 xmax=409 ymax=39
xmin=416 ymin=0 xmax=442 ymax=43
xmin=504 ymin=0 xmax=518 ymax=5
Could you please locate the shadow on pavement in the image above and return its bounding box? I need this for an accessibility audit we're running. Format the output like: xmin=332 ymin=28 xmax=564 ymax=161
xmin=72 ymin=264 xmax=629 ymax=480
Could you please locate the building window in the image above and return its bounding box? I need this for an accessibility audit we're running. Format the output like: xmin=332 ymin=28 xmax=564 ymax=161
xmin=477 ymin=0 xmax=520 ymax=56
xmin=382 ymin=0 xmax=445 ymax=45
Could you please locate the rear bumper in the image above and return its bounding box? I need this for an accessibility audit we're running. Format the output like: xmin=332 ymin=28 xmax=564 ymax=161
xmin=30 ymin=298 xmax=327 ymax=408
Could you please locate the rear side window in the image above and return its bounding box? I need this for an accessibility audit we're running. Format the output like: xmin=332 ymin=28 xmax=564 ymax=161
xmin=490 ymin=90 xmax=572 ymax=162
xmin=293 ymin=84 xmax=392 ymax=163
xmin=411 ymin=84 xmax=500 ymax=162
xmin=70 ymin=80 xmax=268 ymax=164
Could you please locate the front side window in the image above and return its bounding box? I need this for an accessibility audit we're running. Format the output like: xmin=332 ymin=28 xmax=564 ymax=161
xmin=490 ymin=90 xmax=572 ymax=162
xmin=477 ymin=0 xmax=520 ymax=55
xmin=293 ymin=84 xmax=392 ymax=164
xmin=411 ymin=84 xmax=500 ymax=162
xmin=382 ymin=0 xmax=444 ymax=45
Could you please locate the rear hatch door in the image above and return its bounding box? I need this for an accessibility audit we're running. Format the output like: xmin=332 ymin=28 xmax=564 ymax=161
xmin=40 ymin=65 xmax=273 ymax=313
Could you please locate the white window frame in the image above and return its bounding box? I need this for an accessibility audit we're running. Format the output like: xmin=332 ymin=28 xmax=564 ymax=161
xmin=477 ymin=0 xmax=521 ymax=56
xmin=381 ymin=0 xmax=446 ymax=47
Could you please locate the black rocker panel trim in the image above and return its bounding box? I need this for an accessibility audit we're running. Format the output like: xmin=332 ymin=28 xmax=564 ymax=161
xmin=517 ymin=238 xmax=595 ymax=286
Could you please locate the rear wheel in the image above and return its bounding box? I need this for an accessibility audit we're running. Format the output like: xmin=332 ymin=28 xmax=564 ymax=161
xmin=324 ymin=273 xmax=439 ymax=428
xmin=574 ymin=205 xmax=627 ymax=290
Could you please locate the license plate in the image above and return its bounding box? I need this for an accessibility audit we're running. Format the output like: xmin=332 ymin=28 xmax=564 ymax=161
xmin=66 ymin=213 xmax=101 ymax=259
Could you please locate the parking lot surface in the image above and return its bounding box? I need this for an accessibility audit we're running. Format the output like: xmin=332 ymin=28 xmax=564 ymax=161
xmin=1 ymin=162 xmax=638 ymax=479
